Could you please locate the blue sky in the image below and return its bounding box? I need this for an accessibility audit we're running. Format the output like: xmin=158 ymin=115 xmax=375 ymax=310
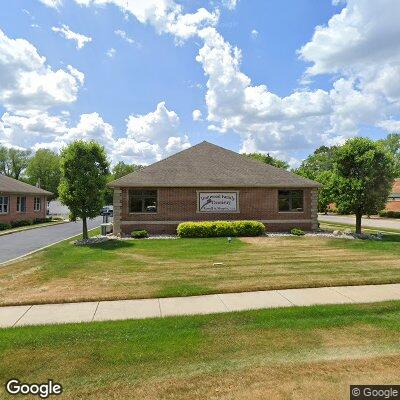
xmin=1 ymin=0 xmax=399 ymax=167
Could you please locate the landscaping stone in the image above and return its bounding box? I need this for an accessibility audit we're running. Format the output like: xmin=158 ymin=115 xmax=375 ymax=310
xmin=74 ymin=236 xmax=110 ymax=246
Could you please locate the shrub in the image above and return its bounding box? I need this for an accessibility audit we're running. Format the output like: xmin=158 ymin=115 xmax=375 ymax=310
xmin=177 ymin=220 xmax=266 ymax=238
xmin=379 ymin=210 xmax=400 ymax=218
xmin=10 ymin=220 xmax=32 ymax=228
xmin=131 ymin=229 xmax=149 ymax=239
xmin=0 ymin=223 xmax=11 ymax=231
xmin=290 ymin=227 xmax=305 ymax=236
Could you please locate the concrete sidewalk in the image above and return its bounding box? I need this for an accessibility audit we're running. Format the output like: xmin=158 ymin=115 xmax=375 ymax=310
xmin=2 ymin=283 xmax=400 ymax=328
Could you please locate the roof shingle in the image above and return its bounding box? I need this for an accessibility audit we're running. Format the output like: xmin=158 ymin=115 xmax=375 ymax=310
xmin=109 ymin=141 xmax=321 ymax=188
xmin=0 ymin=174 xmax=53 ymax=195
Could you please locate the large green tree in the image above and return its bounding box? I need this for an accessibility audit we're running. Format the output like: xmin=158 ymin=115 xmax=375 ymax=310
xmin=244 ymin=152 xmax=289 ymax=170
xmin=104 ymin=161 xmax=144 ymax=204
xmin=296 ymin=146 xmax=338 ymax=213
xmin=377 ymin=133 xmax=400 ymax=177
xmin=26 ymin=149 xmax=61 ymax=198
xmin=59 ymin=141 xmax=109 ymax=239
xmin=333 ymin=137 xmax=395 ymax=234
xmin=0 ymin=146 xmax=31 ymax=179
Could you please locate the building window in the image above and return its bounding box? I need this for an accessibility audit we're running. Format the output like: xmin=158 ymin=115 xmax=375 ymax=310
xmin=17 ymin=196 xmax=26 ymax=212
xmin=0 ymin=196 xmax=9 ymax=214
xmin=129 ymin=190 xmax=157 ymax=213
xmin=34 ymin=197 xmax=41 ymax=211
xmin=278 ymin=190 xmax=304 ymax=212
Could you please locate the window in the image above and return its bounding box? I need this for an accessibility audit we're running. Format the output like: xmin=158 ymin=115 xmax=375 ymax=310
xmin=129 ymin=190 xmax=157 ymax=213
xmin=0 ymin=196 xmax=9 ymax=214
xmin=17 ymin=196 xmax=26 ymax=212
xmin=34 ymin=197 xmax=41 ymax=211
xmin=278 ymin=190 xmax=304 ymax=212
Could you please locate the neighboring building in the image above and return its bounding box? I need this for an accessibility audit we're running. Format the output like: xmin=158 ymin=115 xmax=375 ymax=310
xmin=385 ymin=178 xmax=400 ymax=211
xmin=0 ymin=174 xmax=52 ymax=224
xmin=108 ymin=141 xmax=321 ymax=235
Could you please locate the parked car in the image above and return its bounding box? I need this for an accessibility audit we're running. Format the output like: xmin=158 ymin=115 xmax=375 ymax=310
xmin=101 ymin=205 xmax=113 ymax=217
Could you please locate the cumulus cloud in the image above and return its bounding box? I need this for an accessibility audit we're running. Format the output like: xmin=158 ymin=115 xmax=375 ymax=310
xmin=39 ymin=0 xmax=63 ymax=8
xmin=192 ymin=109 xmax=202 ymax=121
xmin=0 ymin=103 xmax=190 ymax=165
xmin=0 ymin=29 xmax=84 ymax=112
xmin=114 ymin=29 xmax=135 ymax=44
xmin=251 ymin=29 xmax=258 ymax=38
xmin=106 ymin=48 xmax=116 ymax=58
xmin=74 ymin=0 xmax=219 ymax=42
xmin=52 ymin=25 xmax=92 ymax=49
xmin=378 ymin=120 xmax=400 ymax=133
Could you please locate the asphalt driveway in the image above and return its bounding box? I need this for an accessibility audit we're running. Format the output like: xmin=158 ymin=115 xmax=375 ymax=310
xmin=0 ymin=216 xmax=102 ymax=264
xmin=318 ymin=214 xmax=400 ymax=231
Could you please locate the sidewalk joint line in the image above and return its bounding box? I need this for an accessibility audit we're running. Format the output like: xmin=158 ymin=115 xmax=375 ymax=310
xmin=91 ymin=302 xmax=100 ymax=322
xmin=329 ymin=287 xmax=356 ymax=302
xmin=13 ymin=305 xmax=33 ymax=327
xmin=276 ymin=291 xmax=295 ymax=305
xmin=158 ymin=298 xmax=163 ymax=317
xmin=216 ymin=294 xmax=229 ymax=311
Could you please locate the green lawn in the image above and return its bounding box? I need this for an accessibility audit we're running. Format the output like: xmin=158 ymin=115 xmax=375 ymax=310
xmin=1 ymin=232 xmax=400 ymax=306
xmin=1 ymin=302 xmax=400 ymax=399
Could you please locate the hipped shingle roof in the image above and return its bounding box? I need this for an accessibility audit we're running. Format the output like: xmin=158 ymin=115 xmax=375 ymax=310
xmin=109 ymin=141 xmax=321 ymax=188
xmin=0 ymin=174 xmax=53 ymax=195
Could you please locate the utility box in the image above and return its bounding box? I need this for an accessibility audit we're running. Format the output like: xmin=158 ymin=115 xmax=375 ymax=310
xmin=101 ymin=223 xmax=113 ymax=236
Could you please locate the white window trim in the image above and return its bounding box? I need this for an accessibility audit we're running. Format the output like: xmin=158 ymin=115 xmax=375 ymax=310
xmin=17 ymin=196 xmax=26 ymax=213
xmin=0 ymin=196 xmax=9 ymax=214
xmin=34 ymin=196 xmax=41 ymax=212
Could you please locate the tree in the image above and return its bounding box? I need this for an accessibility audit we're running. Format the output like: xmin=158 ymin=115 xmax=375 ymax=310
xmin=26 ymin=149 xmax=61 ymax=198
xmin=104 ymin=161 xmax=144 ymax=204
xmin=333 ymin=137 xmax=395 ymax=234
xmin=0 ymin=146 xmax=31 ymax=179
xmin=377 ymin=133 xmax=400 ymax=177
xmin=59 ymin=141 xmax=109 ymax=240
xmin=295 ymin=146 xmax=337 ymax=180
xmin=112 ymin=161 xmax=144 ymax=179
xmin=244 ymin=153 xmax=289 ymax=170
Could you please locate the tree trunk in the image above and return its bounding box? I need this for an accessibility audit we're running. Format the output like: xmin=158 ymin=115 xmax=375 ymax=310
xmin=355 ymin=211 xmax=362 ymax=234
xmin=82 ymin=217 xmax=88 ymax=240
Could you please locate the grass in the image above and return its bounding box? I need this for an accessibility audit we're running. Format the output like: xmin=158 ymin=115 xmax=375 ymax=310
xmin=1 ymin=301 xmax=400 ymax=399
xmin=1 ymin=232 xmax=400 ymax=306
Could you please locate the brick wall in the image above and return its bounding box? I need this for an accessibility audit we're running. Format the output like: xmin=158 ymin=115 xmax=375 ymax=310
xmin=115 ymin=187 xmax=317 ymax=235
xmin=0 ymin=194 xmax=47 ymax=224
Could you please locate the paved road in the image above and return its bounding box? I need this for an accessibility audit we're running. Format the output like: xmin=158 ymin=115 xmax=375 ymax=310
xmin=318 ymin=214 xmax=400 ymax=231
xmin=2 ymin=283 xmax=400 ymax=328
xmin=0 ymin=216 xmax=103 ymax=264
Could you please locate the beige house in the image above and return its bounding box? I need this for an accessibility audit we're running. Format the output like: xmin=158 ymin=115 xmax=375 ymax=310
xmin=108 ymin=142 xmax=321 ymax=235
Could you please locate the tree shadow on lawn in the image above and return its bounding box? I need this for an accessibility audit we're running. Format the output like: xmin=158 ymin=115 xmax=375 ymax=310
xmin=86 ymin=240 xmax=134 ymax=251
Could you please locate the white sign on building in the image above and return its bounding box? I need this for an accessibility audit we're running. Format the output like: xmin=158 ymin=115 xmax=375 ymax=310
xmin=198 ymin=192 xmax=238 ymax=212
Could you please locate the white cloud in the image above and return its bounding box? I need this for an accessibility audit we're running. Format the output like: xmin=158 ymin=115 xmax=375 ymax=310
xmin=106 ymin=48 xmax=116 ymax=58
xmin=0 ymin=29 xmax=84 ymax=112
xmin=52 ymin=25 xmax=92 ymax=49
xmin=378 ymin=120 xmax=400 ymax=133
xmin=74 ymin=0 xmax=219 ymax=42
xmin=39 ymin=0 xmax=63 ymax=8
xmin=114 ymin=29 xmax=135 ymax=44
xmin=192 ymin=109 xmax=202 ymax=121
xmin=222 ymin=0 xmax=238 ymax=10
xmin=251 ymin=29 xmax=258 ymax=38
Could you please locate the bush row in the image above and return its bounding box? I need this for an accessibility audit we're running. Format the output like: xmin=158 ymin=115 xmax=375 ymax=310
xmin=0 ymin=217 xmax=53 ymax=231
xmin=378 ymin=210 xmax=400 ymax=218
xmin=177 ymin=220 xmax=266 ymax=238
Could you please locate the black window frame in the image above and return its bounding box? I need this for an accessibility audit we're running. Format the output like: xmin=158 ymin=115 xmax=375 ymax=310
xmin=129 ymin=189 xmax=158 ymax=213
xmin=0 ymin=196 xmax=9 ymax=214
xmin=278 ymin=190 xmax=304 ymax=212
xmin=17 ymin=196 xmax=26 ymax=213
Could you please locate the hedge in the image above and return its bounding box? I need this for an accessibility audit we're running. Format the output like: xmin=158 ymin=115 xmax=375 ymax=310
xmin=378 ymin=210 xmax=400 ymax=218
xmin=177 ymin=220 xmax=266 ymax=238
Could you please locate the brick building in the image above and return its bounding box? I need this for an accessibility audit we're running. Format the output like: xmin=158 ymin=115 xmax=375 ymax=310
xmin=109 ymin=142 xmax=321 ymax=235
xmin=385 ymin=179 xmax=400 ymax=212
xmin=0 ymin=174 xmax=52 ymax=224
